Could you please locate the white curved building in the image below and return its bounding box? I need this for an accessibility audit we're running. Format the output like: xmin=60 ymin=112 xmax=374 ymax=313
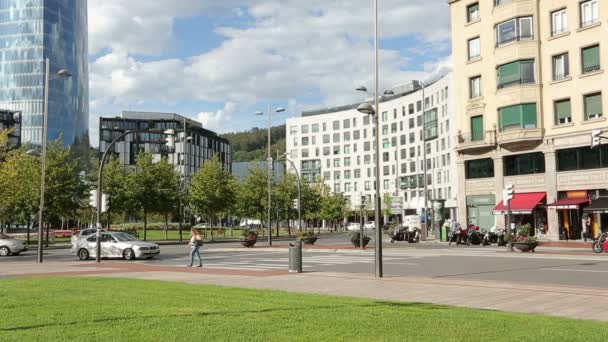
xmin=286 ymin=73 xmax=458 ymax=223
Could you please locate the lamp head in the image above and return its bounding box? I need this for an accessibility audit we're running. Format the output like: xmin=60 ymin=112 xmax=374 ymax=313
xmin=356 ymin=86 xmax=367 ymax=92
xmin=276 ymin=107 xmax=286 ymax=113
xmin=56 ymin=69 xmax=72 ymax=77
xmin=356 ymin=102 xmax=375 ymax=115
xmin=254 ymin=111 xmax=264 ymax=116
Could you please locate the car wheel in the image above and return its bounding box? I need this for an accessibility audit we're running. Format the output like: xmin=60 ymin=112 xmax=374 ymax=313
xmin=0 ymin=246 xmax=10 ymax=257
xmin=123 ymin=248 xmax=135 ymax=260
xmin=78 ymin=249 xmax=89 ymax=260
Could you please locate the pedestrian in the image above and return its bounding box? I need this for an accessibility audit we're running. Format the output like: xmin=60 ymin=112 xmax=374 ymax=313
xmin=187 ymin=228 xmax=203 ymax=267
xmin=584 ymin=217 xmax=592 ymax=242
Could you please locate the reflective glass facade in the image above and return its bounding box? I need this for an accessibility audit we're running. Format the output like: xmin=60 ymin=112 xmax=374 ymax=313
xmin=0 ymin=0 xmax=88 ymax=147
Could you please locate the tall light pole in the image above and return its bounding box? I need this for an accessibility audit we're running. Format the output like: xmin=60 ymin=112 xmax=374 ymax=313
xmin=354 ymin=0 xmax=384 ymax=277
xmin=33 ymin=59 xmax=71 ymax=264
xmin=96 ymin=128 xmax=170 ymax=262
xmin=255 ymin=106 xmax=285 ymax=246
xmin=421 ymin=81 xmax=430 ymax=240
xmin=281 ymin=153 xmax=301 ymax=234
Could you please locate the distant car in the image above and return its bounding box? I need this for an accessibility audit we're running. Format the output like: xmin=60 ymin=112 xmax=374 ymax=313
xmin=194 ymin=223 xmax=209 ymax=229
xmin=363 ymin=221 xmax=375 ymax=230
xmin=72 ymin=232 xmax=159 ymax=261
xmin=51 ymin=230 xmax=74 ymax=238
xmin=0 ymin=233 xmax=27 ymax=257
xmin=347 ymin=222 xmax=361 ymax=231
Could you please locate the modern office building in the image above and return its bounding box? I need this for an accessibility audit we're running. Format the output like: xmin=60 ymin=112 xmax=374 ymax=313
xmin=0 ymin=0 xmax=89 ymax=147
xmin=286 ymin=73 xmax=458 ymax=222
xmin=449 ymin=0 xmax=608 ymax=240
xmin=0 ymin=109 xmax=21 ymax=147
xmin=99 ymin=112 xmax=231 ymax=182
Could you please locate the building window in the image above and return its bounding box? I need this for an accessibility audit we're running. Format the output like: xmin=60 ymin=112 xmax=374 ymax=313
xmin=465 ymin=158 xmax=494 ymax=179
xmin=470 ymin=116 xmax=484 ymax=141
xmin=580 ymin=0 xmax=599 ymax=27
xmin=504 ymin=152 xmax=545 ymax=176
xmin=409 ymin=132 xmax=415 ymax=144
xmin=552 ymin=53 xmax=569 ymax=80
xmin=302 ymin=149 xmax=309 ymax=158
xmin=582 ymin=45 xmax=600 ymax=74
xmin=551 ymin=8 xmax=568 ymax=36
xmin=499 ymin=103 xmax=537 ymax=131
xmin=495 ymin=16 xmax=533 ymax=47
xmin=333 ymin=133 xmax=340 ymax=143
xmin=333 ymin=120 xmax=340 ymax=130
xmin=424 ymin=108 xmax=438 ymax=140
xmin=584 ymin=92 xmax=603 ymax=120
xmin=301 ymin=137 xmax=309 ymax=146
xmin=468 ymin=37 xmax=480 ymax=60
xmin=467 ymin=2 xmax=479 ymax=22
xmin=497 ymin=59 xmax=535 ymax=89
xmin=554 ymin=98 xmax=572 ymax=125
xmin=382 ymin=111 xmax=388 ymax=122
xmin=344 ymin=131 xmax=351 ymax=141
xmin=409 ymin=104 xmax=415 ymax=114
xmin=363 ymin=115 xmax=370 ymax=125
xmin=323 ymin=147 xmax=330 ymax=156
xmin=469 ymin=76 xmax=481 ymax=99
xmin=323 ymin=134 xmax=330 ymax=144
xmin=301 ymin=125 xmax=309 ymax=134
xmin=494 ymin=0 xmax=510 ymax=6
xmin=334 ymin=158 xmax=340 ymax=167
xmin=344 ymin=170 xmax=351 ymax=179
xmin=311 ymin=124 xmax=319 ymax=133
xmin=383 ymin=180 xmax=389 ymax=190
xmin=343 ymin=119 xmax=350 ymax=129
xmin=557 ymin=146 xmax=608 ymax=171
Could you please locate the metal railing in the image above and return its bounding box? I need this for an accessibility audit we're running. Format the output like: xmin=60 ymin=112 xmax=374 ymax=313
xmin=581 ymin=18 xmax=599 ymax=28
xmin=497 ymin=78 xmax=535 ymax=89
xmin=583 ymin=65 xmax=601 ymax=74
xmin=495 ymin=34 xmax=533 ymax=48
xmin=457 ymin=130 xmax=496 ymax=145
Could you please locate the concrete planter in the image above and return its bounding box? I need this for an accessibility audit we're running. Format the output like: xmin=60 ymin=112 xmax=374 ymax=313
xmin=513 ymin=241 xmax=538 ymax=252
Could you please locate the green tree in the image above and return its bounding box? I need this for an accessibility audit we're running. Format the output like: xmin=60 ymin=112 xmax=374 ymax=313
xmin=320 ymin=193 xmax=349 ymax=232
xmin=127 ymin=153 xmax=159 ymax=241
xmin=382 ymin=193 xmax=393 ymax=222
xmin=189 ymin=155 xmax=237 ymax=227
xmin=153 ymin=158 xmax=182 ymax=238
xmin=273 ymin=173 xmax=299 ymax=235
xmin=102 ymin=157 xmax=130 ymax=227
xmin=236 ymin=164 xmax=269 ymax=227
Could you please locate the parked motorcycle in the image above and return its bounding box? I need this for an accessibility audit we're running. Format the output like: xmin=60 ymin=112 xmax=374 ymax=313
xmin=592 ymin=231 xmax=607 ymax=254
xmin=448 ymin=227 xmax=468 ymax=245
xmin=482 ymin=228 xmax=506 ymax=246
xmin=390 ymin=226 xmax=420 ymax=243
xmin=467 ymin=228 xmax=483 ymax=245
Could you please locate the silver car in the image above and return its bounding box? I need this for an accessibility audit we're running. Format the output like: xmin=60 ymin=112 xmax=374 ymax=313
xmin=72 ymin=232 xmax=160 ymax=260
xmin=0 ymin=233 xmax=27 ymax=256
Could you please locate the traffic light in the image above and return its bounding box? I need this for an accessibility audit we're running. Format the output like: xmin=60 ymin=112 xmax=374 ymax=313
xmin=504 ymin=184 xmax=514 ymax=203
xmin=592 ymin=129 xmax=602 ymax=149
xmin=164 ymin=129 xmax=175 ymax=150
xmin=293 ymin=198 xmax=299 ymax=210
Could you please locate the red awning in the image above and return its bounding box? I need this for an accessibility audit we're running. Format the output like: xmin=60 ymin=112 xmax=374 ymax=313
xmin=546 ymin=198 xmax=589 ymax=210
xmin=493 ymin=192 xmax=546 ymax=215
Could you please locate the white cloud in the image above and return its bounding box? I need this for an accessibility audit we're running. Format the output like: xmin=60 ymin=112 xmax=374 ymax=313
xmin=196 ymin=102 xmax=237 ymax=133
xmin=88 ymin=0 xmax=452 ymax=141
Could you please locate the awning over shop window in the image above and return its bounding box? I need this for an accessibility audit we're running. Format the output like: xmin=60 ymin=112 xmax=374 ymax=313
xmin=493 ymin=192 xmax=546 ymax=215
xmin=583 ymin=197 xmax=608 ymax=213
xmin=546 ymin=198 xmax=589 ymax=210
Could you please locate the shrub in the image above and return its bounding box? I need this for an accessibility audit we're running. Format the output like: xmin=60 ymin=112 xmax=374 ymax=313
xmin=241 ymin=230 xmax=258 ymax=241
xmin=296 ymin=231 xmax=316 ymax=240
xmin=349 ymin=231 xmax=371 ymax=247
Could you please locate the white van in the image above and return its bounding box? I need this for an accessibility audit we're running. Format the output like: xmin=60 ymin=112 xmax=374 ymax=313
xmin=403 ymin=215 xmax=421 ymax=230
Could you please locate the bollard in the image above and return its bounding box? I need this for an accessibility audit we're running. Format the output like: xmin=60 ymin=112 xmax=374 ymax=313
xmin=288 ymin=240 xmax=303 ymax=273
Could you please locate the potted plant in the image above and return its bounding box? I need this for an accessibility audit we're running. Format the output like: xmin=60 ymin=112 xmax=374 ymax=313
xmin=240 ymin=229 xmax=258 ymax=248
xmin=511 ymin=223 xmax=538 ymax=252
xmin=296 ymin=231 xmax=318 ymax=245
xmin=349 ymin=231 xmax=371 ymax=248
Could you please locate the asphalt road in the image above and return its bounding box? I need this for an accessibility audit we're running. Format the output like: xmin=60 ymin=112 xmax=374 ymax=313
xmin=4 ymin=242 xmax=608 ymax=289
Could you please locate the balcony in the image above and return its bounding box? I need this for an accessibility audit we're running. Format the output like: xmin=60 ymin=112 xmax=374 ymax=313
xmin=497 ymin=77 xmax=535 ymax=90
xmin=456 ymin=130 xmax=497 ymax=153
xmin=497 ymin=127 xmax=543 ymax=149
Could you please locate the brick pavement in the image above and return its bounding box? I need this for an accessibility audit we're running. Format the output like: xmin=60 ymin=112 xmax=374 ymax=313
xmin=2 ymin=260 xmax=608 ymax=322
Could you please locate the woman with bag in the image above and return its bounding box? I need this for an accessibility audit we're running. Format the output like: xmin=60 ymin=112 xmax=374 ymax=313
xmin=187 ymin=228 xmax=203 ymax=267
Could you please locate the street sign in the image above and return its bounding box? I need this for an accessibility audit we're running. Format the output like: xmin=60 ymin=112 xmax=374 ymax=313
xmin=592 ymin=129 xmax=601 ymax=149
xmin=503 ymin=184 xmax=514 ymax=203
xmin=89 ymin=190 xmax=108 ymax=213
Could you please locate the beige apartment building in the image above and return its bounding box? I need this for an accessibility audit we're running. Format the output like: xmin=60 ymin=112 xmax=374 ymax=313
xmin=449 ymin=0 xmax=608 ymax=240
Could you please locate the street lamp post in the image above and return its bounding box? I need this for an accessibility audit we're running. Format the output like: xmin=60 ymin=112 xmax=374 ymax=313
xmin=96 ymin=128 xmax=171 ymax=262
xmin=255 ymin=106 xmax=285 ymax=246
xmin=33 ymin=58 xmax=71 ymax=264
xmin=281 ymin=154 xmax=301 ymax=234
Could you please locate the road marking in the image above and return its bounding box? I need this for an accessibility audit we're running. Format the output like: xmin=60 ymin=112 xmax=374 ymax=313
xmin=541 ymin=268 xmax=608 ymax=274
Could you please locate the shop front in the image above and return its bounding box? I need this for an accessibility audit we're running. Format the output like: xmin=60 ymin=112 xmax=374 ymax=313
xmin=492 ymin=192 xmax=547 ymax=235
xmin=547 ymin=191 xmax=590 ymax=240
xmin=466 ymin=195 xmax=495 ymax=230
xmin=583 ymin=196 xmax=608 ymax=238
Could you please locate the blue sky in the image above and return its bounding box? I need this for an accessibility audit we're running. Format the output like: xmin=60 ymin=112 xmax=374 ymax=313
xmin=88 ymin=1 xmax=452 ymax=144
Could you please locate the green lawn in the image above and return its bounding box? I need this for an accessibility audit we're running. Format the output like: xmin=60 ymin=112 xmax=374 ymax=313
xmin=1 ymin=278 xmax=607 ymax=341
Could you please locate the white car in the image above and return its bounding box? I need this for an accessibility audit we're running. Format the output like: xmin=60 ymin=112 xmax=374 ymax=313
xmin=70 ymin=228 xmax=103 ymax=247
xmin=363 ymin=221 xmax=375 ymax=230
xmin=72 ymin=232 xmax=160 ymax=260
xmin=0 ymin=233 xmax=27 ymax=256
xmin=347 ymin=223 xmax=361 ymax=231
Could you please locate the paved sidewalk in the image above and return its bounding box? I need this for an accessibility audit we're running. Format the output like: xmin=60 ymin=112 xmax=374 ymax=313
xmin=2 ymin=260 xmax=607 ymax=322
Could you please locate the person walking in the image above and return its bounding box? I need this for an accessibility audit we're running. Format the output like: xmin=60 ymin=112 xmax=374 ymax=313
xmin=188 ymin=228 xmax=203 ymax=267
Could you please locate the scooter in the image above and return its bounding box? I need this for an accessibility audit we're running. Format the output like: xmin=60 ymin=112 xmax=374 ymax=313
xmin=482 ymin=229 xmax=497 ymax=246
xmin=448 ymin=227 xmax=468 ymax=245
xmin=467 ymin=229 xmax=483 ymax=245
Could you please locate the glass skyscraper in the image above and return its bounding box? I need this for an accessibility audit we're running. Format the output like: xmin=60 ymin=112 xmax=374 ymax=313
xmin=0 ymin=0 xmax=89 ymax=147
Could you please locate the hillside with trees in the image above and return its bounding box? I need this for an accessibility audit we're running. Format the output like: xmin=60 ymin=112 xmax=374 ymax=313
xmin=221 ymin=125 xmax=286 ymax=162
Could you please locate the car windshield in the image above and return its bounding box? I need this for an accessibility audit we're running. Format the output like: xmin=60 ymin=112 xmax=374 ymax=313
xmin=113 ymin=233 xmax=137 ymax=242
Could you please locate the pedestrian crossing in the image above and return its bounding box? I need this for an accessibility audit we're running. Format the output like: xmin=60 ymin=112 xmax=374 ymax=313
xmin=195 ymin=255 xmax=419 ymax=270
